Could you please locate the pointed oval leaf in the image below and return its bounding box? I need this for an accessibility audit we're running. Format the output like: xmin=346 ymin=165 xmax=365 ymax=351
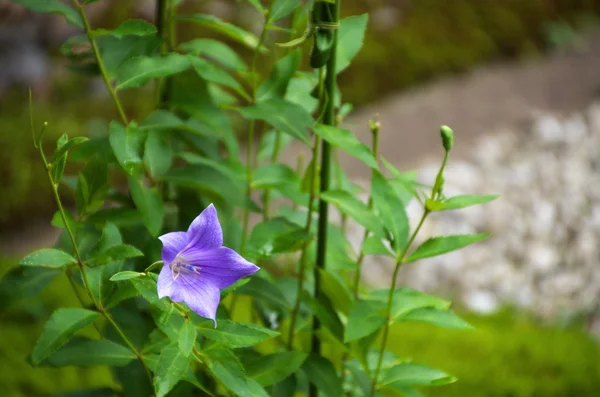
xmin=405 ymin=233 xmax=490 ymax=263
xmin=268 ymin=0 xmax=303 ymax=23
xmin=247 ymin=352 xmax=307 ymax=387
xmin=439 ymin=194 xmax=499 ymax=211
xmin=12 ymin=0 xmax=83 ymax=28
xmin=206 ymin=348 xmax=269 ymax=397
xmin=179 ymin=38 xmax=247 ymax=71
xmin=31 ymin=308 xmax=101 ymax=365
xmin=321 ymin=190 xmax=385 ymax=238
xmin=257 ymin=49 xmax=301 ymax=101
xmin=47 ymin=337 xmax=136 ymax=367
xmin=196 ymin=321 xmax=279 ymax=348
xmin=85 ymin=244 xmax=144 ymax=268
xmin=369 ymin=288 xmax=450 ymax=321
xmin=154 ymin=343 xmax=191 ymax=397
xmin=20 ymin=249 xmax=77 ymax=269
xmin=398 ymin=308 xmax=474 ymax=330
xmin=380 ymin=363 xmax=457 ymax=388
xmin=301 ymin=355 xmax=343 ymax=397
xmin=371 ymin=170 xmax=410 ymax=254
xmin=110 ymin=271 xmax=145 ymax=282
xmin=128 ymin=177 xmax=165 ymax=237
xmin=336 ymin=14 xmax=369 ymax=74
xmin=109 ymin=121 xmax=145 ymax=176
xmin=179 ymin=319 xmax=196 ymax=357
xmin=178 ymin=14 xmax=264 ymax=51
xmin=314 ymin=125 xmax=378 ymax=169
xmin=344 ymin=300 xmax=386 ymax=343
xmin=94 ymin=19 xmax=157 ymax=38
xmin=115 ymin=53 xmax=191 ymax=90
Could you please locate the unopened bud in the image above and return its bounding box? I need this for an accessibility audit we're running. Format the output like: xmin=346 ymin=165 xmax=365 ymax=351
xmin=440 ymin=125 xmax=454 ymax=151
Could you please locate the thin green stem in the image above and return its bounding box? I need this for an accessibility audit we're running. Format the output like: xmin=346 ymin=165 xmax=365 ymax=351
xmin=310 ymin=2 xmax=340 ymax=396
xmin=287 ymin=136 xmax=321 ymax=350
xmin=71 ymin=0 xmax=127 ymax=125
xmin=156 ymin=0 xmax=176 ymax=108
xmin=369 ymin=210 xmax=429 ymax=396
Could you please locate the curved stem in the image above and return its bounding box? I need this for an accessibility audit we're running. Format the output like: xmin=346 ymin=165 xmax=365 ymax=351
xmin=369 ymin=210 xmax=429 ymax=396
xmin=71 ymin=0 xmax=128 ymax=125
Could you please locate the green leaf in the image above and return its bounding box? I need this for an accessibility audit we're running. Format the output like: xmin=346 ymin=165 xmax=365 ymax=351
xmin=20 ymin=249 xmax=77 ymax=268
xmin=154 ymin=343 xmax=191 ymax=397
xmin=128 ymin=177 xmax=165 ymax=237
xmin=75 ymin=154 xmax=109 ymax=215
xmin=178 ymin=14 xmax=264 ymax=51
xmin=268 ymin=0 xmax=302 ymax=23
xmin=369 ymin=288 xmax=450 ymax=321
xmin=0 ymin=268 xmax=61 ymax=313
xmin=99 ymin=35 xmax=160 ymax=78
xmin=301 ymin=355 xmax=343 ymax=397
xmin=110 ymin=271 xmax=145 ymax=281
xmin=246 ymin=0 xmax=265 ymax=13
xmin=179 ymin=319 xmax=196 ymax=357
xmin=371 ymin=170 xmax=410 ymax=254
xmin=257 ymin=48 xmax=301 ymax=101
xmin=318 ymin=268 xmax=353 ymax=315
xmin=52 ymin=137 xmax=88 ymax=165
xmin=252 ymin=164 xmax=298 ymax=189
xmin=236 ymin=98 xmax=312 ymax=144
xmin=313 ymin=125 xmax=378 ymax=169
xmin=405 ymin=233 xmax=490 ymax=263
xmin=303 ymin=292 xmax=344 ymax=342
xmin=115 ymin=53 xmax=191 ymax=90
xmin=321 ymin=190 xmax=385 ymax=238
xmin=207 ymin=348 xmax=269 ymax=397
xmin=246 ymin=217 xmax=310 ymax=261
xmin=144 ymin=131 xmax=173 ymax=177
xmin=179 ymin=38 xmax=247 ymax=70
xmin=109 ymin=121 xmax=145 ymax=176
xmin=131 ymin=276 xmax=169 ymax=310
xmin=336 ymin=14 xmax=368 ymax=74
xmin=380 ymin=363 xmax=457 ymax=388
xmin=94 ymin=19 xmax=157 ymax=38
xmin=47 ymin=337 xmax=136 ymax=367
xmin=196 ymin=321 xmax=279 ymax=348
xmin=86 ymin=223 xmax=125 ymax=305
xmin=31 ymin=308 xmax=101 ymax=366
xmin=85 ymin=244 xmax=144 ymax=268
xmin=12 ymin=0 xmax=83 ymax=28
xmin=438 ymin=194 xmax=499 ymax=211
xmin=397 ymin=308 xmax=474 ymax=330
xmin=345 ymin=300 xmax=386 ymax=342
xmin=362 ymin=235 xmax=393 ymax=256
xmin=189 ymin=55 xmax=248 ymax=98
xmin=247 ymin=352 xmax=307 ymax=387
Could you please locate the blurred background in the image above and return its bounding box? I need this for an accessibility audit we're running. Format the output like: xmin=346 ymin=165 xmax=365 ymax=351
xmin=2 ymin=0 xmax=600 ymax=396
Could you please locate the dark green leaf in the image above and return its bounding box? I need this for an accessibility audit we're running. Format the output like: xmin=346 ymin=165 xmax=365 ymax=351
xmin=301 ymin=355 xmax=343 ymax=397
xmin=257 ymin=49 xmax=301 ymax=101
xmin=86 ymin=223 xmax=125 ymax=305
xmin=405 ymin=233 xmax=490 ymax=263
xmin=398 ymin=308 xmax=474 ymax=330
xmin=109 ymin=121 xmax=145 ymax=176
xmin=236 ymin=98 xmax=312 ymax=144
xmin=246 ymin=217 xmax=310 ymax=261
xmin=12 ymin=0 xmax=83 ymax=28
xmin=31 ymin=308 xmax=101 ymax=366
xmin=76 ymin=155 xmax=109 ymax=215
xmin=110 ymin=271 xmax=145 ymax=281
xmin=380 ymin=363 xmax=456 ymax=388
xmin=247 ymin=352 xmax=307 ymax=387
xmin=196 ymin=321 xmax=279 ymax=348
xmin=303 ymin=292 xmax=344 ymax=342
xmin=179 ymin=38 xmax=247 ymax=70
xmin=52 ymin=137 xmax=88 ymax=165
xmin=128 ymin=177 xmax=165 ymax=237
xmin=144 ymin=131 xmax=173 ymax=177
xmin=438 ymin=195 xmax=499 ymax=211
xmin=20 ymin=249 xmax=77 ymax=268
xmin=371 ymin=170 xmax=410 ymax=254
xmin=238 ymin=277 xmax=290 ymax=312
xmin=179 ymin=319 xmax=196 ymax=356
xmin=94 ymin=19 xmax=157 ymax=38
xmin=47 ymin=337 xmax=135 ymax=367
xmin=115 ymin=53 xmax=191 ymax=90
xmin=178 ymin=14 xmax=264 ymax=51
xmin=313 ymin=125 xmax=377 ymax=169
xmin=336 ymin=14 xmax=368 ymax=74
xmin=0 ymin=267 xmax=60 ymax=313
xmin=99 ymin=35 xmax=160 ymax=78
xmin=321 ymin=190 xmax=385 ymax=238
xmin=318 ymin=268 xmax=353 ymax=315
xmin=154 ymin=343 xmax=191 ymax=397
xmin=85 ymin=244 xmax=144 ymax=268
xmin=345 ymin=300 xmax=386 ymax=343
xmin=206 ymin=348 xmax=269 ymax=397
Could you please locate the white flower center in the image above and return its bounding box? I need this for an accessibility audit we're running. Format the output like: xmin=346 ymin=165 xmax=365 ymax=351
xmin=170 ymin=254 xmax=201 ymax=281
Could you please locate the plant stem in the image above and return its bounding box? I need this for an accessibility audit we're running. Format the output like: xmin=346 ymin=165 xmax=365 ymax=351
xmin=310 ymin=2 xmax=340 ymax=396
xmin=287 ymin=136 xmax=321 ymax=350
xmin=71 ymin=0 xmax=128 ymax=125
xmin=156 ymin=0 xmax=176 ymax=108
xmin=369 ymin=210 xmax=429 ymax=396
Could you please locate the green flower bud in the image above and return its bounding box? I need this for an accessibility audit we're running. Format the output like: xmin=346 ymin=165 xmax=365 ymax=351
xmin=440 ymin=125 xmax=454 ymax=151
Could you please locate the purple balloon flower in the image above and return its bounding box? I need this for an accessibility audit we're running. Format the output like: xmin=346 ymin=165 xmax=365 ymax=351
xmin=157 ymin=204 xmax=259 ymax=325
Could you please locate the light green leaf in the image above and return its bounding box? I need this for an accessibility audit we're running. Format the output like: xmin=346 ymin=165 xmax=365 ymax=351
xmin=189 ymin=56 xmax=249 ymax=101
xmin=99 ymin=34 xmax=160 ymax=78
xmin=369 ymin=288 xmax=450 ymax=321
xmin=380 ymin=362 xmax=457 ymax=388
xmin=247 ymin=352 xmax=307 ymax=387
xmin=128 ymin=177 xmax=165 ymax=237
xmin=438 ymin=194 xmax=499 ymax=211
xmin=144 ymin=131 xmax=173 ymax=177
xmin=236 ymin=98 xmax=312 ymax=144
xmin=303 ymin=292 xmax=344 ymax=342
xmin=179 ymin=319 xmax=196 ymax=357
xmin=207 ymin=348 xmax=269 ymax=397
xmin=85 ymin=244 xmax=144 ymax=268
xmin=252 ymin=164 xmax=298 ymax=189
xmin=131 ymin=276 xmax=169 ymax=310
xmin=246 ymin=0 xmax=265 ymax=13
xmin=31 ymin=308 xmax=101 ymax=366
xmin=318 ymin=268 xmax=353 ymax=315
xmin=179 ymin=38 xmax=247 ymax=71
xmin=47 ymin=337 xmax=135 ymax=367
xmin=257 ymin=48 xmax=301 ymax=101
xmin=75 ymin=154 xmax=109 ymax=215
xmin=110 ymin=271 xmax=145 ymax=281
xmin=268 ymin=0 xmax=302 ymax=23
xmin=196 ymin=321 xmax=279 ymax=348
xmin=313 ymin=125 xmax=378 ymax=169
xmin=405 ymin=233 xmax=490 ymax=263
xmin=372 ymin=170 xmax=410 ymax=254
xmin=344 ymin=300 xmax=386 ymax=343
xmin=154 ymin=343 xmax=191 ymax=397
xmin=398 ymin=308 xmax=474 ymax=330
xmin=12 ymin=0 xmax=82 ymax=28
xmin=86 ymin=223 xmax=125 ymax=305
xmin=301 ymin=355 xmax=343 ymax=397
xmin=321 ymin=190 xmax=385 ymax=238
xmin=20 ymin=249 xmax=77 ymax=268
xmin=336 ymin=14 xmax=369 ymax=74
xmin=178 ymin=14 xmax=264 ymax=51
xmin=362 ymin=235 xmax=393 ymax=256
xmin=109 ymin=121 xmax=145 ymax=176
xmin=94 ymin=19 xmax=157 ymax=38
xmin=115 ymin=53 xmax=191 ymax=90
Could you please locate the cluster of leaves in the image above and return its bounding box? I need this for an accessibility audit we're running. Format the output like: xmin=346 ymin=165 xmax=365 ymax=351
xmin=4 ymin=0 xmax=497 ymax=396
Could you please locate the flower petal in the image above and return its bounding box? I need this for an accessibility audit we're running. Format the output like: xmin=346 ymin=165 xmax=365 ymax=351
xmin=186 ymin=204 xmax=223 ymax=251
xmin=182 ymin=247 xmax=260 ymax=289
xmin=158 ymin=231 xmax=189 ymax=265
xmin=171 ymin=272 xmax=221 ymax=325
xmin=157 ymin=264 xmax=175 ymax=299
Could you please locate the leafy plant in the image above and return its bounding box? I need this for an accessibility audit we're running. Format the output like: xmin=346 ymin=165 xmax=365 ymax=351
xmin=4 ymin=0 xmax=498 ymax=396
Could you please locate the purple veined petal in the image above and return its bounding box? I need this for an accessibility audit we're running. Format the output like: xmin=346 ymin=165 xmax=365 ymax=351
xmin=185 ymin=204 xmax=223 ymax=251
xmin=181 ymin=246 xmax=260 ymax=289
xmin=170 ymin=272 xmax=221 ymax=326
xmin=158 ymin=231 xmax=189 ymax=265
xmin=157 ymin=264 xmax=176 ymax=299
